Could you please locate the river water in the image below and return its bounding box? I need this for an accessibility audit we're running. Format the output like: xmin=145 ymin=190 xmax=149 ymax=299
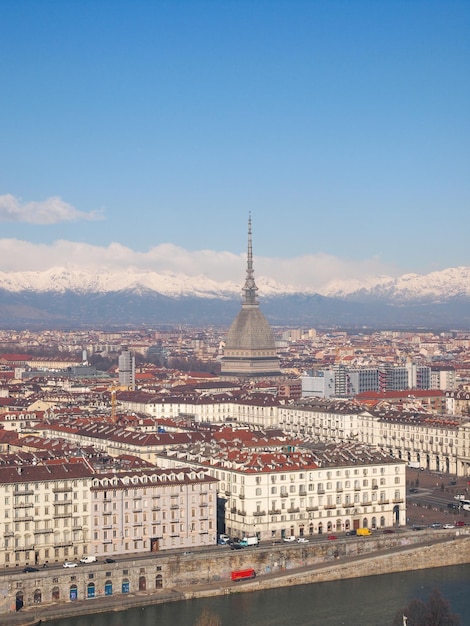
xmin=47 ymin=564 xmax=469 ymax=626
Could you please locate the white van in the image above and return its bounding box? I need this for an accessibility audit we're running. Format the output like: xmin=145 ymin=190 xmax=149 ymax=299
xmin=80 ymin=555 xmax=97 ymax=564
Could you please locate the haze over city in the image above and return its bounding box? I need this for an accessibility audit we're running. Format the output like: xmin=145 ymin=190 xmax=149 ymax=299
xmin=1 ymin=0 xmax=469 ymax=294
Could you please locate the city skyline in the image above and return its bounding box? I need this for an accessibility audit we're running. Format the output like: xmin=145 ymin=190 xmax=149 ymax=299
xmin=1 ymin=1 xmax=469 ymax=292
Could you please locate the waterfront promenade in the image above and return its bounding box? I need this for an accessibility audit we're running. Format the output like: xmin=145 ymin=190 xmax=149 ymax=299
xmin=5 ymin=533 xmax=469 ymax=626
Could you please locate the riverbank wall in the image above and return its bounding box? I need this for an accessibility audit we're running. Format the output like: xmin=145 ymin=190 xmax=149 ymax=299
xmin=3 ymin=530 xmax=469 ymax=625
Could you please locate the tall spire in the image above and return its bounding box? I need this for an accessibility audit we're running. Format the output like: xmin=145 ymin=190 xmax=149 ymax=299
xmin=242 ymin=212 xmax=259 ymax=307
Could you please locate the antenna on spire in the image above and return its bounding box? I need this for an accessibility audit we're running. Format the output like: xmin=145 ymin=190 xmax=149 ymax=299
xmin=242 ymin=212 xmax=258 ymax=306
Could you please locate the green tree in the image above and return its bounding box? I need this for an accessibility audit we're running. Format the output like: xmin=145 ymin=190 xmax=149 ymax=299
xmin=392 ymin=589 xmax=460 ymax=625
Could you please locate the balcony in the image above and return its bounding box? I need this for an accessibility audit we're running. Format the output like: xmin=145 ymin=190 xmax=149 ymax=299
xmin=34 ymin=528 xmax=53 ymax=534
xmin=253 ymin=511 xmax=266 ymax=517
xmin=53 ymin=486 xmax=73 ymax=493
xmin=237 ymin=510 xmax=247 ymax=517
xmin=13 ymin=502 xmax=33 ymax=509
xmin=287 ymin=507 xmax=300 ymax=514
xmin=269 ymin=509 xmax=281 ymax=515
xmin=393 ymin=498 xmax=404 ymax=504
xmin=230 ymin=507 xmax=237 ymax=514
xmin=306 ymin=506 xmax=318 ymax=512
xmin=14 ymin=489 xmax=34 ymax=496
xmin=280 ymin=492 xmax=288 ymax=498
xmin=324 ymin=504 xmax=336 ymax=510
xmin=239 ymin=494 xmax=245 ymax=500
xmin=317 ymin=489 xmax=325 ymax=495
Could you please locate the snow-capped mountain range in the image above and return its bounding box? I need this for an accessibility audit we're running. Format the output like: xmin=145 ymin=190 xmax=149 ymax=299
xmin=0 ymin=265 xmax=469 ymax=302
xmin=0 ymin=265 xmax=469 ymax=329
xmin=321 ymin=266 xmax=470 ymax=302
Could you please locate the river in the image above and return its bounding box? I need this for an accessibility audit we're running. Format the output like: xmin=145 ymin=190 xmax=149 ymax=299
xmin=46 ymin=564 xmax=468 ymax=626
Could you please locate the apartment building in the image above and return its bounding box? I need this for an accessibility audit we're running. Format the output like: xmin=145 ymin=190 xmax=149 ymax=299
xmin=277 ymin=399 xmax=469 ymax=476
xmin=0 ymin=462 xmax=93 ymax=569
xmin=158 ymin=441 xmax=406 ymax=539
xmin=89 ymin=468 xmax=217 ymax=556
xmin=0 ymin=459 xmax=217 ymax=568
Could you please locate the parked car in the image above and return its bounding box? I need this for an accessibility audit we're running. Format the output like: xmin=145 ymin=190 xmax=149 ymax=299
xmin=283 ymin=536 xmax=296 ymax=542
xmin=23 ymin=566 xmax=39 ymax=573
xmin=218 ymin=534 xmax=230 ymax=545
xmin=383 ymin=529 xmax=395 ymax=534
xmin=408 ymin=487 xmax=419 ymax=493
xmin=345 ymin=529 xmax=356 ymax=536
xmin=230 ymin=542 xmax=243 ymax=550
xmin=430 ymin=522 xmax=442 ymax=529
xmin=63 ymin=561 xmax=78 ymax=568
xmin=297 ymin=537 xmax=309 ymax=543
xmin=443 ymin=524 xmax=454 ymax=529
xmin=455 ymin=521 xmax=465 ymax=527
xmin=105 ymin=558 xmax=116 ymax=563
xmin=327 ymin=535 xmax=338 ymax=540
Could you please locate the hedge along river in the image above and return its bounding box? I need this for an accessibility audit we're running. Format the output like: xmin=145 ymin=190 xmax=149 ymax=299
xmin=45 ymin=563 xmax=469 ymax=626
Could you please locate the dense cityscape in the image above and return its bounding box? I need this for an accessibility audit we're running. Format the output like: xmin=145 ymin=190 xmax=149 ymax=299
xmin=1 ymin=312 xmax=470 ymax=620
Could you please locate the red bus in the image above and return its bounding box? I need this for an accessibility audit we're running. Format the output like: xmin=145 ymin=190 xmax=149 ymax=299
xmin=231 ymin=568 xmax=256 ymax=582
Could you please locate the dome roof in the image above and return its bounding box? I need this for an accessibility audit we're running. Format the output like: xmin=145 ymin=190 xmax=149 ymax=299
xmin=225 ymin=307 xmax=277 ymax=352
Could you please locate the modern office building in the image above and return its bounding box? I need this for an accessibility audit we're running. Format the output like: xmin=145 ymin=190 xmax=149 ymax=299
xmin=118 ymin=345 xmax=135 ymax=389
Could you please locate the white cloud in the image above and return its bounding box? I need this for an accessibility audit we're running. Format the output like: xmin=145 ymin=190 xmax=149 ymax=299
xmin=0 ymin=239 xmax=396 ymax=293
xmin=0 ymin=194 xmax=103 ymax=224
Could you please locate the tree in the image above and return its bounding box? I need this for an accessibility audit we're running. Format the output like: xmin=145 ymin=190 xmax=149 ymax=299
xmin=194 ymin=607 xmax=222 ymax=626
xmin=393 ymin=589 xmax=460 ymax=625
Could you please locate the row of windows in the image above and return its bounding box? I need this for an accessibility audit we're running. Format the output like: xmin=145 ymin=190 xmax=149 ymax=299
xmin=216 ymin=466 xmax=397 ymax=484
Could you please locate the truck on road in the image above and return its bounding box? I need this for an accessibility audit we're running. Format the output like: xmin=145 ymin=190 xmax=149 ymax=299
xmin=240 ymin=536 xmax=258 ymax=547
xmin=356 ymin=528 xmax=372 ymax=536
xmin=231 ymin=568 xmax=256 ymax=582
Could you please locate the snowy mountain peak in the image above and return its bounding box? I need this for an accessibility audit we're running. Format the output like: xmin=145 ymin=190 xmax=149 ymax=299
xmin=0 ymin=265 xmax=469 ymax=303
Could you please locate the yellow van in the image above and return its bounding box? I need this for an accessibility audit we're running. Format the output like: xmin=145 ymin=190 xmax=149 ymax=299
xmin=356 ymin=528 xmax=372 ymax=536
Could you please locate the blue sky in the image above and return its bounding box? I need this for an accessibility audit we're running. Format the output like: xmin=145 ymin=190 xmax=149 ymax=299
xmin=0 ymin=0 xmax=469 ymax=291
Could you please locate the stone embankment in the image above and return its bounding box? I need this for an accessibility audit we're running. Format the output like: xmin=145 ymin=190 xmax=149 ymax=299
xmin=3 ymin=531 xmax=469 ymax=626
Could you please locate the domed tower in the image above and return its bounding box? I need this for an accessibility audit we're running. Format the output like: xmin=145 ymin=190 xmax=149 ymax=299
xmin=221 ymin=215 xmax=281 ymax=379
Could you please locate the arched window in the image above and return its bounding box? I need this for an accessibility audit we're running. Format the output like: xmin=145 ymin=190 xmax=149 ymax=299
xmin=87 ymin=583 xmax=95 ymax=599
xmin=156 ymin=574 xmax=163 ymax=589
xmin=69 ymin=585 xmax=78 ymax=601
xmin=139 ymin=576 xmax=146 ymax=591
xmin=52 ymin=587 xmax=60 ymax=601
xmin=15 ymin=591 xmax=24 ymax=611
xmin=34 ymin=589 xmax=42 ymax=604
